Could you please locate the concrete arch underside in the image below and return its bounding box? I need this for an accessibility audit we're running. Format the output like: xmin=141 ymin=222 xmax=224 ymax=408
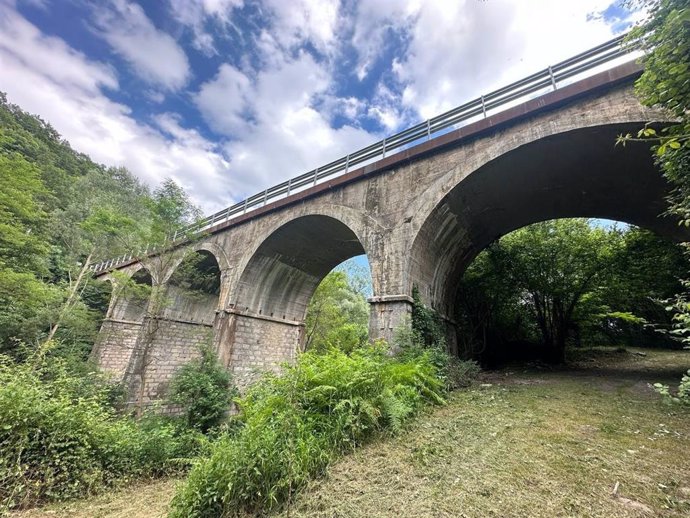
xmin=232 ymin=214 xmax=367 ymax=322
xmin=409 ymin=122 xmax=685 ymax=319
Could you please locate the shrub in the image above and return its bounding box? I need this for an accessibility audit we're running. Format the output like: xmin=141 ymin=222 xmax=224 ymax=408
xmin=169 ymin=344 xmax=237 ymax=432
xmin=654 ymin=369 xmax=690 ymax=406
xmin=0 ymin=355 xmax=206 ymax=511
xmin=169 ymin=344 xmax=448 ymax=517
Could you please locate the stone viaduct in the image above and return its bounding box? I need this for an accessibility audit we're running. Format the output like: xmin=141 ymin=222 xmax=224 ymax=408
xmin=90 ymin=60 xmax=681 ymax=408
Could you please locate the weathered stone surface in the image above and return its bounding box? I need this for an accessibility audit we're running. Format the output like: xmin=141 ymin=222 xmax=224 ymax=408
xmin=90 ymin=319 xmax=140 ymax=379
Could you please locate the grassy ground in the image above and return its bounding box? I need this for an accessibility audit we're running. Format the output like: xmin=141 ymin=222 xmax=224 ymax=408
xmin=12 ymin=347 xmax=690 ymax=518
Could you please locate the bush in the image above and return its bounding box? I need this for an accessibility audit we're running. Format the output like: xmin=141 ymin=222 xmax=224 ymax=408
xmin=169 ymin=345 xmax=237 ymax=432
xmin=169 ymin=344 xmax=448 ymax=517
xmin=0 ymin=356 xmax=207 ymax=511
xmin=654 ymin=369 xmax=690 ymax=406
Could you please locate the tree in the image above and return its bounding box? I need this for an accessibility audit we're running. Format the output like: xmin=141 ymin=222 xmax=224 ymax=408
xmin=304 ymin=270 xmax=369 ymax=352
xmin=169 ymin=343 xmax=236 ymax=432
xmin=459 ymin=220 xmax=623 ymax=363
xmin=456 ymin=249 xmax=534 ymax=359
xmin=126 ymin=178 xmax=204 ymax=418
xmin=0 ymin=95 xmax=157 ymax=358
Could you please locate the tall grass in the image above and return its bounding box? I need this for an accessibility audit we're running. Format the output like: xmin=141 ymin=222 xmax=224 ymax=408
xmin=170 ymin=344 xmax=473 ymax=517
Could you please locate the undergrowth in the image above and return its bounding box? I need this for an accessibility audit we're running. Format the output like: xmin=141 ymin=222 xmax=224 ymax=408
xmin=169 ymin=343 xmax=477 ymax=517
xmin=0 ymin=355 xmax=208 ymax=512
xmin=655 ymin=368 xmax=690 ymax=406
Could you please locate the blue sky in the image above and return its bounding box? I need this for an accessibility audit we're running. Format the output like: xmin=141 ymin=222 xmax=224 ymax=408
xmin=0 ymin=0 xmax=639 ymax=214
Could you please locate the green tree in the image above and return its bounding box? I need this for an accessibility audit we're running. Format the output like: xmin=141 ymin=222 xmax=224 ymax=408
xmin=304 ymin=270 xmax=369 ymax=352
xmin=460 ymin=220 xmax=623 ymax=363
xmin=0 ymin=94 xmax=157 ymax=357
xmin=169 ymin=344 xmax=236 ymax=432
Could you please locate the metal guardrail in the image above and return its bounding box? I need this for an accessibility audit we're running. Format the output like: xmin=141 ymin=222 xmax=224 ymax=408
xmin=91 ymin=34 xmax=635 ymax=274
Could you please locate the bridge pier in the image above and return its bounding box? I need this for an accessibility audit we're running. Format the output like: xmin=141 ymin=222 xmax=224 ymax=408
xmin=367 ymin=295 xmax=413 ymax=345
xmin=121 ymin=315 xmax=212 ymax=413
xmin=216 ymin=308 xmax=302 ymax=389
xmin=91 ymin=318 xmax=141 ymax=379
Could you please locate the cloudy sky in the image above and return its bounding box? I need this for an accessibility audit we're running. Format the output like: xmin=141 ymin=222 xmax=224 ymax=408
xmin=0 ymin=0 xmax=639 ymax=214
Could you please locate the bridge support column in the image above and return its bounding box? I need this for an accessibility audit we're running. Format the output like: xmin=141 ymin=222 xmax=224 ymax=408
xmin=122 ymin=315 xmax=213 ymax=413
xmin=216 ymin=308 xmax=303 ymax=389
xmin=367 ymin=294 xmax=413 ymax=345
xmin=90 ymin=318 xmax=141 ymax=380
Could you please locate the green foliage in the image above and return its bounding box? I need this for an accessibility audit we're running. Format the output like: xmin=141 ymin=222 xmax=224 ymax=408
xmin=168 ymin=252 xmax=221 ymax=296
xmin=654 ymin=369 xmax=690 ymax=406
xmin=169 ymin=345 xmax=237 ymax=433
xmin=621 ymin=0 xmax=690 ymax=223
xmin=411 ymin=286 xmax=446 ymax=348
xmin=455 ymin=220 xmax=685 ymax=363
xmin=0 ymin=93 xmax=207 ymax=358
xmin=304 ymin=271 xmax=369 ymax=352
xmin=147 ymin=178 xmax=202 ymax=242
xmin=0 ymin=356 xmax=207 ymax=511
xmin=169 ymin=344 xmax=449 ymax=517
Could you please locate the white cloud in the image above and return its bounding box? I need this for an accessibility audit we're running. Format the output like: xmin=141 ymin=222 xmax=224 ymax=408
xmin=0 ymin=6 xmax=231 ymax=212
xmin=350 ymin=0 xmax=420 ymax=81
xmin=352 ymin=0 xmax=626 ymax=120
xmin=262 ymin=0 xmax=341 ymax=55
xmin=92 ymin=0 xmax=191 ymax=91
xmin=0 ymin=5 xmax=118 ymax=94
xmin=195 ymin=50 xmax=376 ymax=198
xmin=0 ymin=0 xmax=645 ymax=219
xmin=167 ymin=0 xmax=243 ymax=55
xmin=195 ymin=64 xmax=254 ymax=135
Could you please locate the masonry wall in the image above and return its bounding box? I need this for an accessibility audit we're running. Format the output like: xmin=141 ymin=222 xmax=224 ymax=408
xmin=91 ymin=319 xmax=141 ymax=381
xmin=224 ymin=312 xmax=301 ymax=389
xmin=126 ymin=318 xmax=212 ymax=413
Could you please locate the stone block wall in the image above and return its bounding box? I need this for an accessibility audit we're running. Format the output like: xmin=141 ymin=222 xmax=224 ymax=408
xmin=224 ymin=312 xmax=301 ymax=389
xmin=125 ymin=318 xmax=212 ymax=410
xmin=91 ymin=319 xmax=141 ymax=380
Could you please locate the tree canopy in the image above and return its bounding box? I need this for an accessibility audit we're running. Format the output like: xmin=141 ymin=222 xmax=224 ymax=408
xmin=0 ymin=93 xmax=200 ymax=359
xmin=456 ymin=220 xmax=687 ymax=364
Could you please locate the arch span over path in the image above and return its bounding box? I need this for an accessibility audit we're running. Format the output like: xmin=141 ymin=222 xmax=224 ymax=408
xmin=408 ymin=123 xmax=686 ymax=320
xmin=232 ymin=214 xmax=367 ymax=322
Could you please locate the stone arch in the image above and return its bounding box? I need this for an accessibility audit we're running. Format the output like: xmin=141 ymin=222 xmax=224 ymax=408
xmin=232 ymin=213 xmax=370 ymax=323
xmin=402 ymin=89 xmax=670 ymax=244
xmin=162 ymin=240 xmax=231 ymax=285
xmin=408 ymin=122 xmax=686 ymax=319
xmin=109 ymin=266 xmax=154 ymax=323
xmin=162 ymin=249 xmax=222 ymax=325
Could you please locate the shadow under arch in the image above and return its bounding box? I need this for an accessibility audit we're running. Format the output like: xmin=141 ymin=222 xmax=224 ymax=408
xmin=109 ymin=266 xmax=154 ymax=322
xmin=232 ymin=215 xmax=367 ymax=322
xmin=163 ymin=249 xmax=221 ymax=325
xmin=409 ymin=122 xmax=687 ymax=319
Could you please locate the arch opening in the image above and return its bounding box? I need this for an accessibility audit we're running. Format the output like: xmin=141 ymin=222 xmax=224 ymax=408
xmin=233 ymin=215 xmax=368 ymax=323
xmin=303 ymin=255 xmax=372 ymax=352
xmin=409 ymin=123 xmax=687 ymax=321
xmin=453 ymin=218 xmax=688 ymax=367
xmin=83 ymin=277 xmax=113 ymax=323
xmin=164 ymin=250 xmax=221 ymax=325
xmin=110 ymin=268 xmax=153 ymax=323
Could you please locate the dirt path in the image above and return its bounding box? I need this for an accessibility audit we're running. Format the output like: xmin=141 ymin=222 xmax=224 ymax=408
xmin=12 ymin=348 xmax=690 ymax=518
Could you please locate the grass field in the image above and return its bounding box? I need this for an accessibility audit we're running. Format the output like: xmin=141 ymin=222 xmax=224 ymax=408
xmin=13 ymin=347 xmax=690 ymax=518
